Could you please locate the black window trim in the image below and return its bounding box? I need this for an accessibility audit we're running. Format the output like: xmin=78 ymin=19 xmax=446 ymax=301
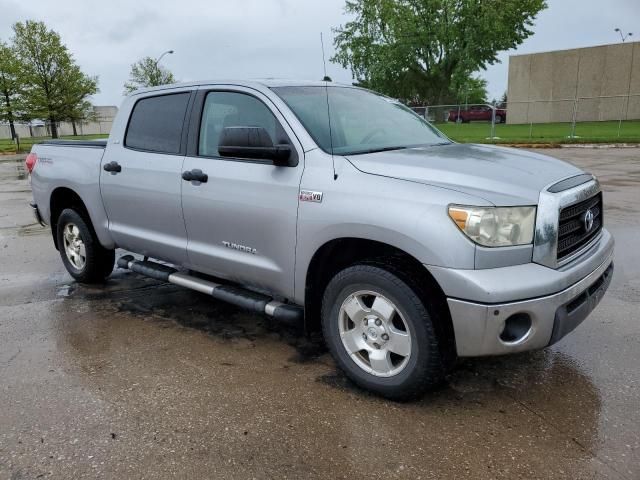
xmin=123 ymin=90 xmax=196 ymax=156
xmin=185 ymin=88 xmax=299 ymax=166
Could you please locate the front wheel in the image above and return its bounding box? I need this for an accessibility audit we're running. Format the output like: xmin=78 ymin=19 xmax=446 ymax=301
xmin=495 ymin=114 xmax=503 ymax=124
xmin=321 ymin=264 xmax=446 ymax=400
xmin=56 ymin=208 xmax=115 ymax=283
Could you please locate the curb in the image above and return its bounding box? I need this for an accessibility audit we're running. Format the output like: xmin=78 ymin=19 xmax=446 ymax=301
xmin=502 ymin=143 xmax=640 ymax=149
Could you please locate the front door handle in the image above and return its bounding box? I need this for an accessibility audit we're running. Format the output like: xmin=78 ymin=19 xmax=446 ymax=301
xmin=103 ymin=161 xmax=122 ymax=173
xmin=182 ymin=169 xmax=208 ymax=183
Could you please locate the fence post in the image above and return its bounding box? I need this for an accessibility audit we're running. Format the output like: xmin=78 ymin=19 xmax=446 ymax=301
xmin=490 ymin=105 xmax=496 ymax=140
xmin=618 ymin=97 xmax=625 ymax=138
xmin=425 ymin=106 xmax=429 ymax=121
xmin=569 ymin=97 xmax=578 ymax=138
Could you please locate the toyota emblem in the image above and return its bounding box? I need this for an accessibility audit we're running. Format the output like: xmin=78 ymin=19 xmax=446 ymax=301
xmin=583 ymin=209 xmax=594 ymax=232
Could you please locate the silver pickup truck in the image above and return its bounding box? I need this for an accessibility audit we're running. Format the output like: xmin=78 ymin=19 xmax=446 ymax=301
xmin=27 ymin=80 xmax=614 ymax=399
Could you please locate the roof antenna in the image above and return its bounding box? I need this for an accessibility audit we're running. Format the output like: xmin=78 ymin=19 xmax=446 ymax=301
xmin=321 ymin=32 xmax=337 ymax=180
xmin=320 ymin=32 xmax=332 ymax=82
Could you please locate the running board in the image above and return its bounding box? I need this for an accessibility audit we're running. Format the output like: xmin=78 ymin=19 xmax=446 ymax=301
xmin=117 ymin=255 xmax=303 ymax=323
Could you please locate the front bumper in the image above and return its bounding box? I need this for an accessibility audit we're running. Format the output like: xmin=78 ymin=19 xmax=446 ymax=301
xmin=427 ymin=229 xmax=614 ymax=357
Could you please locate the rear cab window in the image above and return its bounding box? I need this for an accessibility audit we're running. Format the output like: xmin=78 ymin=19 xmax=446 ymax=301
xmin=125 ymin=92 xmax=190 ymax=154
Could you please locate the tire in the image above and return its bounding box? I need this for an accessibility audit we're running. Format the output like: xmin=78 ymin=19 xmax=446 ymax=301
xmin=56 ymin=208 xmax=115 ymax=283
xmin=455 ymin=116 xmax=463 ymax=124
xmin=495 ymin=114 xmax=503 ymax=124
xmin=321 ymin=263 xmax=446 ymax=400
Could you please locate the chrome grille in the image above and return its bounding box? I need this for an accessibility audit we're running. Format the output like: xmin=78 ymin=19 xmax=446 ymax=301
xmin=557 ymin=192 xmax=602 ymax=261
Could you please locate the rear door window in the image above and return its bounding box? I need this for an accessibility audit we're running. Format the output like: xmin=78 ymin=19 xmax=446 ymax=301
xmin=125 ymin=93 xmax=190 ymax=154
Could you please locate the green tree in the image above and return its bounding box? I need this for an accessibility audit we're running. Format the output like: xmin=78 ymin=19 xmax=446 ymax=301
xmin=0 ymin=41 xmax=23 ymax=140
xmin=12 ymin=20 xmax=98 ymax=138
xmin=123 ymin=57 xmax=176 ymax=94
xmin=455 ymin=75 xmax=488 ymax=105
xmin=332 ymin=0 xmax=546 ymax=105
xmin=60 ymin=74 xmax=99 ymax=135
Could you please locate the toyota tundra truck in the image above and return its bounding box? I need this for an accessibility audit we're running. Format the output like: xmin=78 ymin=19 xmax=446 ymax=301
xmin=26 ymin=80 xmax=614 ymax=399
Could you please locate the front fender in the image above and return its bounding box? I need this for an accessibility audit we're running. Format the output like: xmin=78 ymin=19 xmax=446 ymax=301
xmin=293 ymin=161 xmax=485 ymax=303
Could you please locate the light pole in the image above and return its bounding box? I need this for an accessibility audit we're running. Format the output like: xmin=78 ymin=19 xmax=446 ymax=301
xmin=153 ymin=50 xmax=173 ymax=85
xmin=614 ymin=28 xmax=633 ymax=42
xmin=155 ymin=50 xmax=174 ymax=67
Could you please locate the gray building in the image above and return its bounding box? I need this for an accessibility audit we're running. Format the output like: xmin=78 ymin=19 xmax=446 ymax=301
xmin=507 ymin=41 xmax=640 ymax=124
xmin=0 ymin=105 xmax=117 ymax=140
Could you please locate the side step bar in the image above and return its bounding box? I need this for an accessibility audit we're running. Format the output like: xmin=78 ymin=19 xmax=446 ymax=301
xmin=117 ymin=255 xmax=304 ymax=323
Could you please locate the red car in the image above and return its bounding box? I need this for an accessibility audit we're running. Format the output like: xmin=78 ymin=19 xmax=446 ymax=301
xmin=448 ymin=105 xmax=506 ymax=123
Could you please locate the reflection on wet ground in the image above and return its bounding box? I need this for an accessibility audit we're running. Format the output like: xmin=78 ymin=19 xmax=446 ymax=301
xmin=1 ymin=149 xmax=639 ymax=479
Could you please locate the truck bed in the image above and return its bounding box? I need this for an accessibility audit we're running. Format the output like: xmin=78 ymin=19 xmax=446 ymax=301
xmin=30 ymin=139 xmax=111 ymax=247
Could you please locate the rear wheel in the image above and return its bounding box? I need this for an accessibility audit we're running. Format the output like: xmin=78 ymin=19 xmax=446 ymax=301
xmin=56 ymin=208 xmax=114 ymax=283
xmin=495 ymin=114 xmax=503 ymax=124
xmin=321 ymin=264 xmax=446 ymax=400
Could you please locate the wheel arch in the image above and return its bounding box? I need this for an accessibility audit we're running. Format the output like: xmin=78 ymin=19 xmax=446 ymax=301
xmin=49 ymin=187 xmax=100 ymax=251
xmin=303 ymin=237 xmax=456 ymax=364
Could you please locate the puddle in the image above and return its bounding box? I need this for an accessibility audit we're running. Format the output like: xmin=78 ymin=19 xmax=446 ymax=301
xmin=0 ymin=159 xmax=28 ymax=181
xmin=61 ymin=273 xmax=325 ymax=362
xmin=57 ymin=284 xmax=76 ymax=297
xmin=18 ymin=223 xmax=48 ymax=236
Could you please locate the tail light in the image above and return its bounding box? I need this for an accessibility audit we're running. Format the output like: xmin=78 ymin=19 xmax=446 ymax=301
xmin=25 ymin=152 xmax=38 ymax=174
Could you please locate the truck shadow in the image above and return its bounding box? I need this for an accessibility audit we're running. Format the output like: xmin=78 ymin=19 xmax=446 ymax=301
xmin=63 ymin=269 xmax=327 ymax=363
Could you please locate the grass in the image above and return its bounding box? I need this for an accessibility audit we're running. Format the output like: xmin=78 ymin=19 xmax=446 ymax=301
xmin=0 ymin=134 xmax=109 ymax=154
xmin=2 ymin=120 xmax=639 ymax=152
xmin=434 ymin=119 xmax=640 ymax=145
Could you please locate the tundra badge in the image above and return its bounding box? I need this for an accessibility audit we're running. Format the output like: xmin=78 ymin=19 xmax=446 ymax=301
xmin=222 ymin=241 xmax=257 ymax=255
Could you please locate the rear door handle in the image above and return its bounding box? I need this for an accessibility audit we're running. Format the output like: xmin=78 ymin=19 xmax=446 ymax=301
xmin=182 ymin=169 xmax=208 ymax=183
xmin=103 ymin=161 xmax=122 ymax=173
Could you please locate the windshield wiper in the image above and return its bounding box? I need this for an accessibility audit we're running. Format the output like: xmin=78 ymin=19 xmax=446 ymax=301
xmin=347 ymin=145 xmax=409 ymax=155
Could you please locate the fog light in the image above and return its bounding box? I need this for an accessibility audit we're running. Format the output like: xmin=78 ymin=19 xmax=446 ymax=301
xmin=499 ymin=313 xmax=532 ymax=343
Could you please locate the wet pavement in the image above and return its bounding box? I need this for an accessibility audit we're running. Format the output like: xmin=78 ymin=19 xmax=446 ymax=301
xmin=0 ymin=148 xmax=639 ymax=479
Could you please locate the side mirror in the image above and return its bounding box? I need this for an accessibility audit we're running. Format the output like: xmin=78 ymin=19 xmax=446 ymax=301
xmin=218 ymin=126 xmax=293 ymax=166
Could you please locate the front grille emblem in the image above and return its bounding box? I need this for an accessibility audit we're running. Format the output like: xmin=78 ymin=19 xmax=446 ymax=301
xmin=583 ymin=209 xmax=595 ymax=232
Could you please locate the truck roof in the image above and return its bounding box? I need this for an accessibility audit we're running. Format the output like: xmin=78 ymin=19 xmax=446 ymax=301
xmin=129 ymin=79 xmax=355 ymax=96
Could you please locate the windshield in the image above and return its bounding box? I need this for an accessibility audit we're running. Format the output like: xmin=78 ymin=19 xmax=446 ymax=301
xmin=272 ymin=86 xmax=450 ymax=155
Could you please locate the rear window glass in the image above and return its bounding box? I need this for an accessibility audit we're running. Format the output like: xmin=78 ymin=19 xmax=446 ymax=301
xmin=125 ymin=93 xmax=190 ymax=154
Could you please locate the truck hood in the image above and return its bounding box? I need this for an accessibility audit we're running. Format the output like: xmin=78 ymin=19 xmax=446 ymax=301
xmin=345 ymin=143 xmax=583 ymax=205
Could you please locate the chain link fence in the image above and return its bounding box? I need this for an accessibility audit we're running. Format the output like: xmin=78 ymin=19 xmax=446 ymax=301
xmin=415 ymin=94 xmax=640 ymax=143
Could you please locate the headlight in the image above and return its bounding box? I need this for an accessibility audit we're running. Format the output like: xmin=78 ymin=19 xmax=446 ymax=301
xmin=448 ymin=205 xmax=536 ymax=247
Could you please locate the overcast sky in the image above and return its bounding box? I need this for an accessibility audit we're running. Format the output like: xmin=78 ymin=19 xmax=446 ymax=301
xmin=1 ymin=0 xmax=638 ymax=106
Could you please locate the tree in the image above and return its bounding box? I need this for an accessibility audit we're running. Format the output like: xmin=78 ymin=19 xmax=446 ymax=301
xmin=455 ymin=75 xmax=488 ymax=105
xmin=60 ymin=73 xmax=99 ymax=135
xmin=499 ymin=91 xmax=507 ymax=107
xmin=123 ymin=57 xmax=176 ymax=94
xmin=12 ymin=20 xmax=97 ymax=139
xmin=332 ymin=0 xmax=546 ymax=105
xmin=0 ymin=41 xmax=23 ymax=140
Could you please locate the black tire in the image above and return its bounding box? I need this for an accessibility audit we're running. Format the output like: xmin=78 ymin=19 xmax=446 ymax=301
xmin=495 ymin=114 xmax=503 ymax=124
xmin=56 ymin=208 xmax=115 ymax=283
xmin=321 ymin=263 xmax=446 ymax=400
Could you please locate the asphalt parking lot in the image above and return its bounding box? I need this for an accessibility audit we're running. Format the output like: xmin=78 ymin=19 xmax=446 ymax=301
xmin=1 ymin=148 xmax=639 ymax=479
